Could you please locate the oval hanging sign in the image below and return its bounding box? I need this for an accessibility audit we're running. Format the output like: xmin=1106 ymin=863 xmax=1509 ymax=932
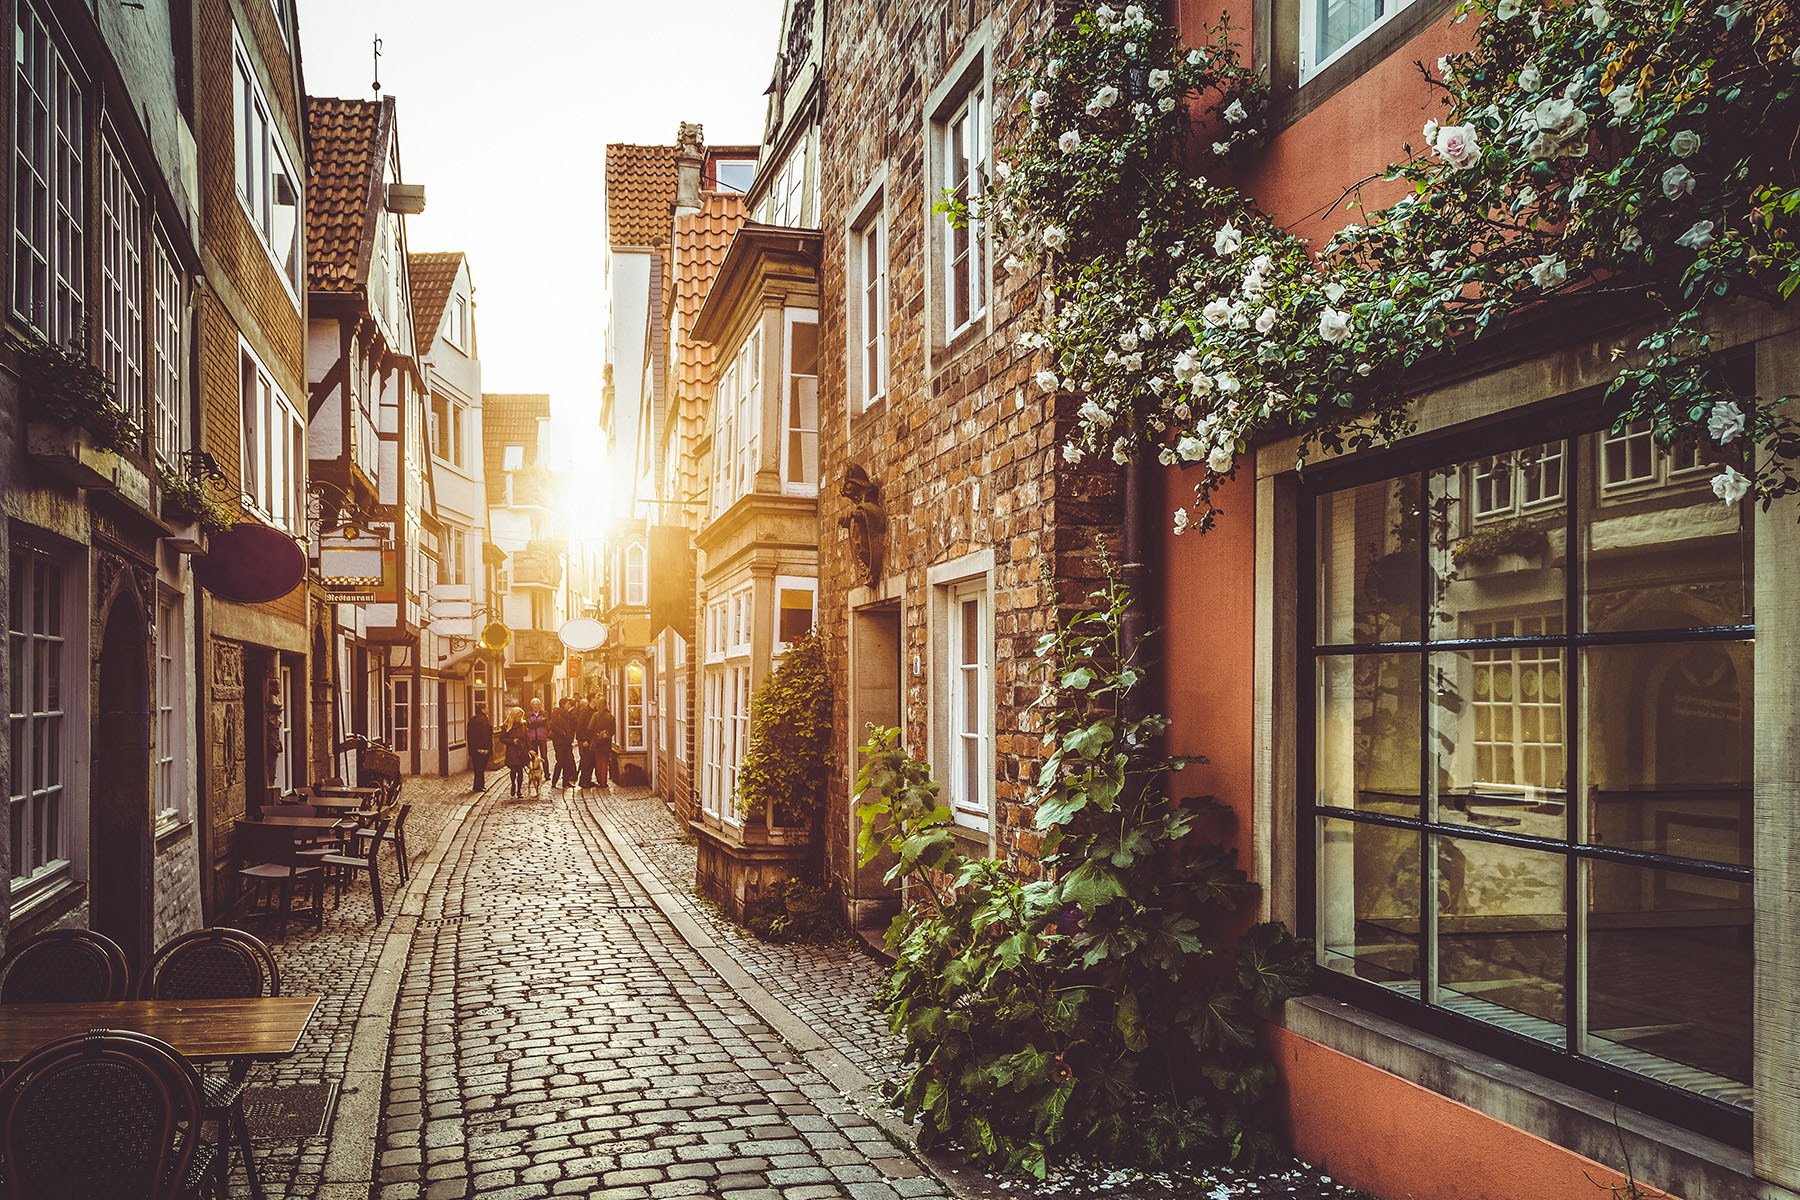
xmin=558 ymin=617 xmax=608 ymax=652
xmin=479 ymin=621 xmax=513 ymax=650
xmin=192 ymin=523 xmax=307 ymax=605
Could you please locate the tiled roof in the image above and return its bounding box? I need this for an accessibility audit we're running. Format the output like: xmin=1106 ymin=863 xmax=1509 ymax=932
xmin=306 ymin=96 xmax=387 ymax=292
xmin=605 ymin=143 xmax=679 ymax=247
xmin=409 ymin=252 xmax=463 ymax=349
xmin=671 ymin=194 xmax=745 ymax=403
xmin=482 ymin=393 xmax=551 ymax=508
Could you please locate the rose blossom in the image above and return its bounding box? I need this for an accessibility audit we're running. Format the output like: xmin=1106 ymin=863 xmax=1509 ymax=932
xmin=1670 ymin=129 xmax=1702 ymax=157
xmin=1675 ymin=220 xmax=1716 ymax=250
xmin=1711 ymin=465 xmax=1750 ymax=506
xmin=1078 ymin=398 xmax=1108 ymax=425
xmin=1176 ymin=435 xmax=1206 ymax=462
xmin=1256 ymin=306 xmax=1278 ymax=333
xmin=1208 ymin=444 xmax=1235 ymax=474
xmin=1518 ymin=63 xmax=1542 ymax=92
xmin=1062 ymin=442 xmax=1084 ymax=464
xmin=1172 ymin=507 xmax=1191 ymax=535
xmin=1434 ymin=124 xmax=1482 ymax=170
xmin=1708 ymin=400 xmax=1746 ymax=444
xmin=1497 ymin=0 xmax=1522 ymax=17
xmin=1213 ymin=221 xmax=1244 ymax=256
xmin=1318 ymin=307 xmax=1352 ymax=344
xmin=1422 ymin=119 xmax=1440 ymax=149
xmin=1528 ymin=256 xmax=1567 ymax=289
xmin=1034 ymin=369 xmax=1059 ymax=393
xmin=1042 ymin=225 xmax=1067 ymax=249
xmin=1608 ymin=84 xmax=1636 ymax=119
xmin=1148 ymin=69 xmax=1172 ymax=91
xmin=1158 ymin=97 xmax=1177 ymax=113
xmin=1212 ymin=140 xmax=1232 ymax=155
xmin=1662 ymin=165 xmax=1696 ymax=199
xmin=1058 ymin=129 xmax=1081 ymax=154
xmin=1214 ymin=371 xmax=1241 ymax=394
xmin=1201 ymin=298 xmax=1233 ymax=327
xmin=1224 ymin=99 xmax=1248 ymax=124
xmin=1031 ymin=90 xmax=1052 ymax=114
xmin=1087 ymin=85 xmax=1120 ymax=115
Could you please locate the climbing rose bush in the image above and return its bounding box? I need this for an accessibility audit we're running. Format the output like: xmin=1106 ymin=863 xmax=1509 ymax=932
xmin=989 ymin=0 xmax=1800 ymax=532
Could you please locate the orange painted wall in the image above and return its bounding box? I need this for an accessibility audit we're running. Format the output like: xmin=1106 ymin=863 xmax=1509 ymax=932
xmin=1270 ymin=1027 xmax=1677 ymax=1200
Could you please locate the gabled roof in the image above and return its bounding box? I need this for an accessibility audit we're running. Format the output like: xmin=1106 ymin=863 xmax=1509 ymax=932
xmin=409 ymin=252 xmax=464 ymax=348
xmin=306 ymin=96 xmax=390 ymax=293
xmin=605 ymin=143 xmax=679 ymax=248
xmin=482 ymin=394 xmax=551 ymax=508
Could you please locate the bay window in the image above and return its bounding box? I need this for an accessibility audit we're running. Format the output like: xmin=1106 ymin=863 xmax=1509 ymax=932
xmin=12 ymin=4 xmax=85 ymax=343
xmin=782 ymin=311 xmax=819 ymax=492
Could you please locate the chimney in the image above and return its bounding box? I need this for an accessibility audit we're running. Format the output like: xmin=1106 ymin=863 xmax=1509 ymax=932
xmin=673 ymin=121 xmax=705 ymax=218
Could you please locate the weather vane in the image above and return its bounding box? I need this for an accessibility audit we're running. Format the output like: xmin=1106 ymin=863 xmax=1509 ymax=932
xmin=372 ymin=34 xmax=383 ymax=96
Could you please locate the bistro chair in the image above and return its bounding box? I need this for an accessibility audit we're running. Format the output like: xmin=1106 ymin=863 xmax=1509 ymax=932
xmin=0 ymin=1029 xmax=222 ymax=1200
xmin=356 ymin=802 xmax=412 ymax=884
xmin=234 ymin=821 xmax=325 ymax=938
xmin=0 ymin=928 xmax=131 ymax=1004
xmin=320 ymin=813 xmax=391 ymax=921
xmin=137 ymin=929 xmax=280 ymax=1200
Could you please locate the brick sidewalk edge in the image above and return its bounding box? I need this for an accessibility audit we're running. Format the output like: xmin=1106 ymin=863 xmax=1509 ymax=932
xmin=583 ymin=799 xmax=1008 ymax=1200
xmin=311 ymin=785 xmax=489 ymax=1200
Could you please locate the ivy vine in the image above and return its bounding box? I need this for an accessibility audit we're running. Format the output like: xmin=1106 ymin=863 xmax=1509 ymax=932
xmin=737 ymin=626 xmax=833 ymax=826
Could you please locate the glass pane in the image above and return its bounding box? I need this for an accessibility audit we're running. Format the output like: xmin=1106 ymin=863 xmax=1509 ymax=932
xmin=778 ymin=589 xmax=813 ymax=643
xmin=1316 ymin=0 xmax=1382 ymax=62
xmin=790 ymin=320 xmax=818 ymax=377
xmin=1582 ymin=429 xmax=1750 ymax=632
xmin=1584 ymin=642 xmax=1752 ymax=864
xmin=1431 ymin=647 xmax=1566 ymax=837
xmin=1436 ymin=836 xmax=1566 ymax=1042
xmin=1316 ymin=478 xmax=1421 ymax=644
xmin=1318 ymin=817 xmax=1419 ymax=992
xmin=1316 ymin=653 xmax=1420 ymax=816
xmin=1585 ymin=862 xmax=1751 ymax=1102
xmin=1428 ymin=444 xmax=1568 ymax=641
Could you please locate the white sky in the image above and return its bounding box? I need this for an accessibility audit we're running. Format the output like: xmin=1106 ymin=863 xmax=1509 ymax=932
xmin=296 ymin=0 xmax=783 ymax=483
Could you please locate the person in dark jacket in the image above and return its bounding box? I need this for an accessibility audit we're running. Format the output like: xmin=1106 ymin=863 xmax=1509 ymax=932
xmin=524 ymin=697 xmax=550 ymax=762
xmin=467 ymin=705 xmax=493 ymax=791
xmin=548 ymin=698 xmax=577 ymax=789
xmin=575 ymin=698 xmax=598 ymax=789
xmin=500 ymin=707 xmax=530 ymax=797
xmin=592 ymin=703 xmax=617 ymax=788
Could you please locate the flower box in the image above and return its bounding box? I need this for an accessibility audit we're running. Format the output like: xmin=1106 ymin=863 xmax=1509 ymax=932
xmin=162 ymin=518 xmax=209 ymax=556
xmin=25 ymin=419 xmax=121 ymax=491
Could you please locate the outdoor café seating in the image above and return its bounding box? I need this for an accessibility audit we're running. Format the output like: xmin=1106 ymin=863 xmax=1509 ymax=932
xmin=0 ymin=928 xmax=131 ymax=1004
xmin=234 ymin=819 xmax=326 ymax=936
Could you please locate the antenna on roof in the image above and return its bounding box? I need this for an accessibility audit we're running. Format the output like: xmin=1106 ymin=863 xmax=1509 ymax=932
xmin=372 ymin=35 xmax=383 ymax=97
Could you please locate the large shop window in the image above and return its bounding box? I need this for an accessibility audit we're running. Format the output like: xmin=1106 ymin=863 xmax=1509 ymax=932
xmin=12 ymin=3 xmax=85 ymax=344
xmin=240 ymin=343 xmax=304 ymax=534
xmin=231 ymin=27 xmax=301 ymax=299
xmin=1306 ymin=426 xmax=1754 ymax=1133
xmin=7 ymin=549 xmax=71 ymax=894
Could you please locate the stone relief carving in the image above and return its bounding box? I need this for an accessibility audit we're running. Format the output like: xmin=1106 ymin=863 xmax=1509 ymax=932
xmin=265 ymin=675 xmax=285 ymax=786
xmin=785 ymin=0 xmax=815 ymax=67
xmin=838 ymin=463 xmax=887 ymax=590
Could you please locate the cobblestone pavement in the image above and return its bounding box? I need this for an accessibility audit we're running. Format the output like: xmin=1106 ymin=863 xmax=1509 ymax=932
xmin=373 ymin=782 xmax=955 ymax=1200
xmin=240 ymin=771 xmax=486 ymax=1199
xmin=586 ymin=788 xmax=907 ymax=1087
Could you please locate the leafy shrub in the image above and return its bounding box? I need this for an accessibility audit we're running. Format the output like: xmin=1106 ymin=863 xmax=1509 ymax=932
xmin=746 ymin=877 xmax=854 ymax=947
xmin=737 ymin=626 xmax=831 ymax=826
xmin=9 ymin=321 xmax=140 ymax=455
xmin=856 ymin=563 xmax=1313 ymax=1178
xmin=159 ymin=466 xmax=237 ymax=534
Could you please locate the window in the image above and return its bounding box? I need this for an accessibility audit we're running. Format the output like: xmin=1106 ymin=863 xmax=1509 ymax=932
xmin=9 ymin=549 xmax=70 ymax=891
xmin=701 ymin=588 xmax=752 ymax=819
xmin=1301 ymin=0 xmax=1418 ymax=82
xmin=674 ymin=673 xmax=689 ymax=763
xmin=775 ymin=577 xmax=817 ymax=653
xmin=1308 ymin=427 xmax=1754 ymax=1119
xmin=232 ymin=28 xmax=301 ymax=298
xmin=447 ymin=681 xmax=467 ymax=748
xmin=99 ymin=142 xmax=145 ymax=434
xmin=1601 ymin=419 xmax=1713 ymax=493
xmin=849 ymin=207 xmax=888 ymax=411
xmin=430 ymin=396 xmax=460 ymax=465
xmin=154 ymin=595 xmax=185 ymax=825
xmin=449 ymin=532 xmax=467 ymax=586
xmin=711 ymin=331 xmax=761 ymax=513
xmin=783 ymin=311 xmax=819 ymax=491
xmin=420 ymin=680 xmax=438 ymax=757
xmin=471 ymin=661 xmax=491 ymax=717
xmin=625 ymin=661 xmax=646 ymax=750
xmin=240 ymin=342 xmax=305 ymax=534
xmin=502 ymin=444 xmax=524 ymax=472
xmin=273 ymin=664 xmax=294 ymax=792
xmin=938 ymin=83 xmax=988 ymax=341
xmin=942 ymin=580 xmax=991 ymax=829
xmin=625 ymin=544 xmax=647 ymax=606
xmin=151 ymin=243 xmax=185 ymax=463
xmin=391 ymin=677 xmax=411 ymax=753
xmin=711 ymin=157 xmax=756 ymax=193
xmin=445 ymin=293 xmax=469 ymax=351
xmin=765 ymin=144 xmax=808 ymax=227
xmin=12 ymin=4 xmax=84 ymax=343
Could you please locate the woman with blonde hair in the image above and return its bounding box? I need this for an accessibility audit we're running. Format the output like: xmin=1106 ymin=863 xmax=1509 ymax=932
xmin=500 ymin=706 xmax=530 ymax=797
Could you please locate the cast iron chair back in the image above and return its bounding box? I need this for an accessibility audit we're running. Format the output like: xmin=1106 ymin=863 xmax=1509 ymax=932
xmin=0 ymin=1029 xmax=203 ymax=1200
xmin=137 ymin=927 xmax=280 ymax=1003
xmin=0 ymin=929 xmax=131 ymax=1004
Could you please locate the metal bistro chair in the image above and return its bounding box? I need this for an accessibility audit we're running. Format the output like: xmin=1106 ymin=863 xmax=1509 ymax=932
xmin=356 ymin=802 xmax=412 ymax=884
xmin=320 ymin=812 xmax=391 ymax=921
xmin=234 ymin=821 xmax=325 ymax=938
xmin=137 ymin=929 xmax=280 ymax=1200
xmin=0 ymin=929 xmax=132 ymax=1004
xmin=0 ymin=1029 xmax=225 ymax=1200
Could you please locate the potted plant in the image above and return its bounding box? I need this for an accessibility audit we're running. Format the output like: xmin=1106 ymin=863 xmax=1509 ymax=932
xmin=157 ymin=462 xmax=235 ymax=554
xmin=11 ymin=322 xmax=140 ymax=488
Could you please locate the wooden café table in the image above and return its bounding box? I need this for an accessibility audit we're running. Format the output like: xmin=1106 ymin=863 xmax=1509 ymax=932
xmin=250 ymin=814 xmax=345 ymax=831
xmin=0 ymin=995 xmax=320 ymax=1064
xmin=306 ymin=794 xmax=375 ymax=812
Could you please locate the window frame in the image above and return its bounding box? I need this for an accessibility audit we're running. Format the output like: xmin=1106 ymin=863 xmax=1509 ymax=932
xmin=12 ymin=2 xmax=86 ymax=345
xmin=238 ymin=338 xmax=305 ymax=535
xmin=774 ymin=576 xmax=818 ymax=655
xmin=153 ymin=592 xmax=186 ymax=827
xmin=231 ymin=25 xmax=302 ymax=305
xmin=847 ymin=197 xmax=889 ymax=413
xmin=390 ymin=676 xmax=411 ymax=754
xmin=625 ymin=543 xmax=647 ymax=607
xmin=781 ymin=308 xmax=819 ymax=495
xmin=624 ymin=660 xmax=646 ymax=751
xmin=98 ymin=136 xmax=146 ymax=438
xmin=1299 ymin=0 xmax=1420 ymax=84
xmin=938 ymin=84 xmax=988 ymax=344
xmin=8 ymin=547 xmax=73 ymax=897
xmin=151 ymin=238 xmax=186 ymax=465
xmin=932 ymin=569 xmax=992 ymax=833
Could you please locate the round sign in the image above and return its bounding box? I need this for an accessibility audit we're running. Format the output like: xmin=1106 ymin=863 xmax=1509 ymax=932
xmin=479 ymin=621 xmax=512 ymax=650
xmin=559 ymin=617 xmax=608 ymax=652
xmin=192 ymin=523 xmax=307 ymax=604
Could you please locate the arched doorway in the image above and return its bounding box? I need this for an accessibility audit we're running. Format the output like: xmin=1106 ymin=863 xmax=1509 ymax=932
xmin=91 ymin=591 xmax=153 ymax=970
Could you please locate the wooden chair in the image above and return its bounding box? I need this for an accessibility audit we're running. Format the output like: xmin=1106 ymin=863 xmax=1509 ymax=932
xmin=0 ymin=928 xmax=131 ymax=1003
xmin=0 ymin=1029 xmax=223 ymax=1200
xmin=234 ymin=822 xmax=324 ymax=938
xmin=356 ymin=802 xmax=413 ymax=884
xmin=320 ymin=813 xmax=391 ymax=921
xmin=138 ymin=929 xmax=280 ymax=1200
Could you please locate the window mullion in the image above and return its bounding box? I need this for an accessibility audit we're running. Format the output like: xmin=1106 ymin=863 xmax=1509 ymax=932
xmin=1565 ymin=434 xmax=1586 ymax=1057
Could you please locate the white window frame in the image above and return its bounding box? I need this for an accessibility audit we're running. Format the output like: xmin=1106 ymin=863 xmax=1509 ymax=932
xmin=774 ymin=576 xmax=818 ymax=656
xmin=1601 ymin=419 xmax=1715 ymax=495
xmin=420 ymin=679 xmax=438 ymax=757
xmin=153 ymin=593 xmax=186 ymax=826
xmin=231 ymin=26 xmax=301 ymax=304
xmin=936 ymin=78 xmax=988 ymax=344
xmin=674 ymin=672 xmax=689 ymax=764
xmin=273 ymin=663 xmax=294 ymax=792
xmin=98 ymin=138 xmax=145 ymax=435
xmin=391 ymin=676 xmax=411 ymax=753
xmin=765 ymin=142 xmax=808 ymax=227
xmin=8 ymin=548 xmax=73 ymax=894
xmin=781 ymin=309 xmax=819 ymax=494
xmin=12 ymin=3 xmax=85 ymax=344
xmin=1299 ymin=0 xmax=1419 ymax=84
xmin=625 ymin=660 xmax=646 ymax=751
xmin=943 ymin=576 xmax=992 ymax=831
xmin=848 ymin=195 xmax=888 ymax=412
xmin=446 ymin=680 xmax=467 ymax=749
xmin=711 ymin=333 xmax=762 ymax=514
xmin=239 ymin=339 xmax=305 ymax=535
xmin=1470 ymin=441 xmax=1565 ymax=522
xmin=625 ymin=544 xmax=647 ymax=607
xmin=151 ymin=240 xmax=185 ymax=464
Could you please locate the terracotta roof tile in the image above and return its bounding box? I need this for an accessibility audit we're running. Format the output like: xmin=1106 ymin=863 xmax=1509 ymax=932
xmin=409 ymin=252 xmax=464 ymax=348
xmin=672 ymin=193 xmax=745 ymax=398
xmin=306 ymin=97 xmax=386 ymax=292
xmin=482 ymin=393 xmax=551 ymax=507
xmin=605 ymin=143 xmax=679 ymax=247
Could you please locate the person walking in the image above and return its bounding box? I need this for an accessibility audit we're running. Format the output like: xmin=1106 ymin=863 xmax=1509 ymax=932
xmin=575 ymin=697 xmax=598 ymax=789
xmin=592 ymin=702 xmax=617 ymax=789
xmin=548 ymin=697 xmax=577 ymax=789
xmin=468 ymin=705 xmax=493 ymax=792
xmin=500 ymin=706 xmax=530 ymax=798
xmin=524 ymin=696 xmax=550 ymax=766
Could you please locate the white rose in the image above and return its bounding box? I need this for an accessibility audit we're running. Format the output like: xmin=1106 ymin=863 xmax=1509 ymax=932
xmin=1031 ymin=90 xmax=1053 ymax=114
xmin=1131 ymin=101 xmax=1153 ymax=121
xmin=1059 ymin=129 xmax=1081 ymax=154
xmin=1437 ymin=55 xmax=1454 ymax=79
xmin=1202 ymin=298 xmax=1233 ymax=327
xmin=1662 ymin=165 xmax=1696 ymax=199
xmin=1062 ymin=442 xmax=1085 ymax=464
xmin=1176 ymin=435 xmax=1206 ymax=462
xmin=1148 ymin=376 xmax=1165 ymax=396
xmin=1608 ymin=83 xmax=1635 ymax=119
xmin=1172 ymin=351 xmax=1200 ymax=381
xmin=1121 ymin=352 xmax=1144 ymax=372
xmin=1669 ymin=129 xmax=1702 ymax=157
xmin=1496 ymin=0 xmax=1521 ymax=16
xmin=1224 ymin=99 xmax=1248 ymax=124
xmin=1034 ymin=369 xmax=1060 ymax=393
xmin=1214 ymin=371 xmax=1241 ymax=394
xmin=1124 ymin=42 xmax=1138 ymax=55
xmin=1434 ymin=123 xmax=1482 ymax=169
xmin=1094 ymin=3 xmax=1118 ymax=26
xmin=1087 ymin=85 xmax=1120 ymax=114
xmin=1422 ymin=119 xmax=1440 ymax=149
xmin=1518 ymin=63 xmax=1542 ymax=92
xmin=1187 ymin=48 xmax=1203 ymax=65
xmin=1619 ymin=225 xmax=1643 ymax=252
xmin=1118 ymin=331 xmax=1139 ymax=352
xmin=1158 ymin=97 xmax=1177 ymax=113
xmin=1255 ymin=306 xmax=1278 ymax=333
xmin=1711 ymin=465 xmax=1750 ymax=506
xmin=1211 ymin=140 xmax=1232 ymax=156
xmin=1528 ymin=256 xmax=1567 ymax=289
xmin=1213 ymin=222 xmax=1243 ymax=257
xmin=1172 ymin=507 xmax=1191 ymax=535
xmin=1708 ymin=400 xmax=1746 ymax=444
xmin=1148 ymin=68 xmax=1172 ymax=91
xmin=1078 ymin=398 xmax=1108 ymax=425
xmin=1323 ymin=280 xmax=1347 ymax=304
xmin=1587 ymin=0 xmax=1611 ymax=30
xmin=1675 ymin=220 xmax=1716 ymax=251
xmin=1318 ymin=307 xmax=1352 ymax=344
xmin=1042 ymin=225 xmax=1068 ymax=249
xmin=1207 ymin=444 xmax=1235 ymax=474
xmin=1047 ymin=58 xmax=1064 ymax=77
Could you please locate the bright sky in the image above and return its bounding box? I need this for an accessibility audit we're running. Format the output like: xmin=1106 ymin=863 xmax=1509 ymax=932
xmin=296 ymin=0 xmax=783 ymax=492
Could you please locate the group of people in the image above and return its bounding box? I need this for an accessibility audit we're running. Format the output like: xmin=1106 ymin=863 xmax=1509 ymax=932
xmin=466 ymin=695 xmax=617 ymax=797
